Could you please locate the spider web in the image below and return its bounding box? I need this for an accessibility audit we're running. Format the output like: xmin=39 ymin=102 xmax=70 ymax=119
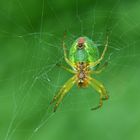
xmin=0 ymin=0 xmax=140 ymax=140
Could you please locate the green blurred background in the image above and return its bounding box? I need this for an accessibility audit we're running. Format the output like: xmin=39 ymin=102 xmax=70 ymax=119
xmin=0 ymin=0 xmax=140 ymax=140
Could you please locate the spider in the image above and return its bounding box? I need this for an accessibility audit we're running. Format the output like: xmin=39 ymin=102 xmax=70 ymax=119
xmin=50 ymin=35 xmax=109 ymax=112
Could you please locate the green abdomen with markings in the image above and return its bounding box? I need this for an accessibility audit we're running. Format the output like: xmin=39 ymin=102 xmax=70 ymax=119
xmin=69 ymin=37 xmax=99 ymax=63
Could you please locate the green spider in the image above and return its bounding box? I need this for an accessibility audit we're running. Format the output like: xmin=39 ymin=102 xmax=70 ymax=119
xmin=50 ymin=35 xmax=109 ymax=112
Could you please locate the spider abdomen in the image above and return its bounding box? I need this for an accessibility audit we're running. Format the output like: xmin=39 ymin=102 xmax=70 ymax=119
xmin=75 ymin=49 xmax=88 ymax=62
xmin=69 ymin=36 xmax=99 ymax=63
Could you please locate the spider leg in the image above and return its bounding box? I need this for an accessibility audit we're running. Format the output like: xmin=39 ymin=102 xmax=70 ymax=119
xmin=90 ymin=61 xmax=108 ymax=74
xmin=56 ymin=63 xmax=76 ymax=74
xmin=63 ymin=34 xmax=75 ymax=68
xmin=88 ymin=36 xmax=108 ymax=68
xmin=50 ymin=76 xmax=76 ymax=112
xmin=88 ymin=77 xmax=109 ymax=110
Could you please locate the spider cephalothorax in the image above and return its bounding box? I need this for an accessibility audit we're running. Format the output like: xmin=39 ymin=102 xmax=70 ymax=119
xmin=50 ymin=36 xmax=109 ymax=112
xmin=76 ymin=62 xmax=89 ymax=88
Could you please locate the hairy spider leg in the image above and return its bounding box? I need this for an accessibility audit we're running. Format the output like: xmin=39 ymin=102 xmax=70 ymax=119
xmin=50 ymin=76 xmax=76 ymax=112
xmin=90 ymin=61 xmax=108 ymax=74
xmin=56 ymin=63 xmax=76 ymax=74
xmin=88 ymin=36 xmax=108 ymax=68
xmin=88 ymin=77 xmax=109 ymax=110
